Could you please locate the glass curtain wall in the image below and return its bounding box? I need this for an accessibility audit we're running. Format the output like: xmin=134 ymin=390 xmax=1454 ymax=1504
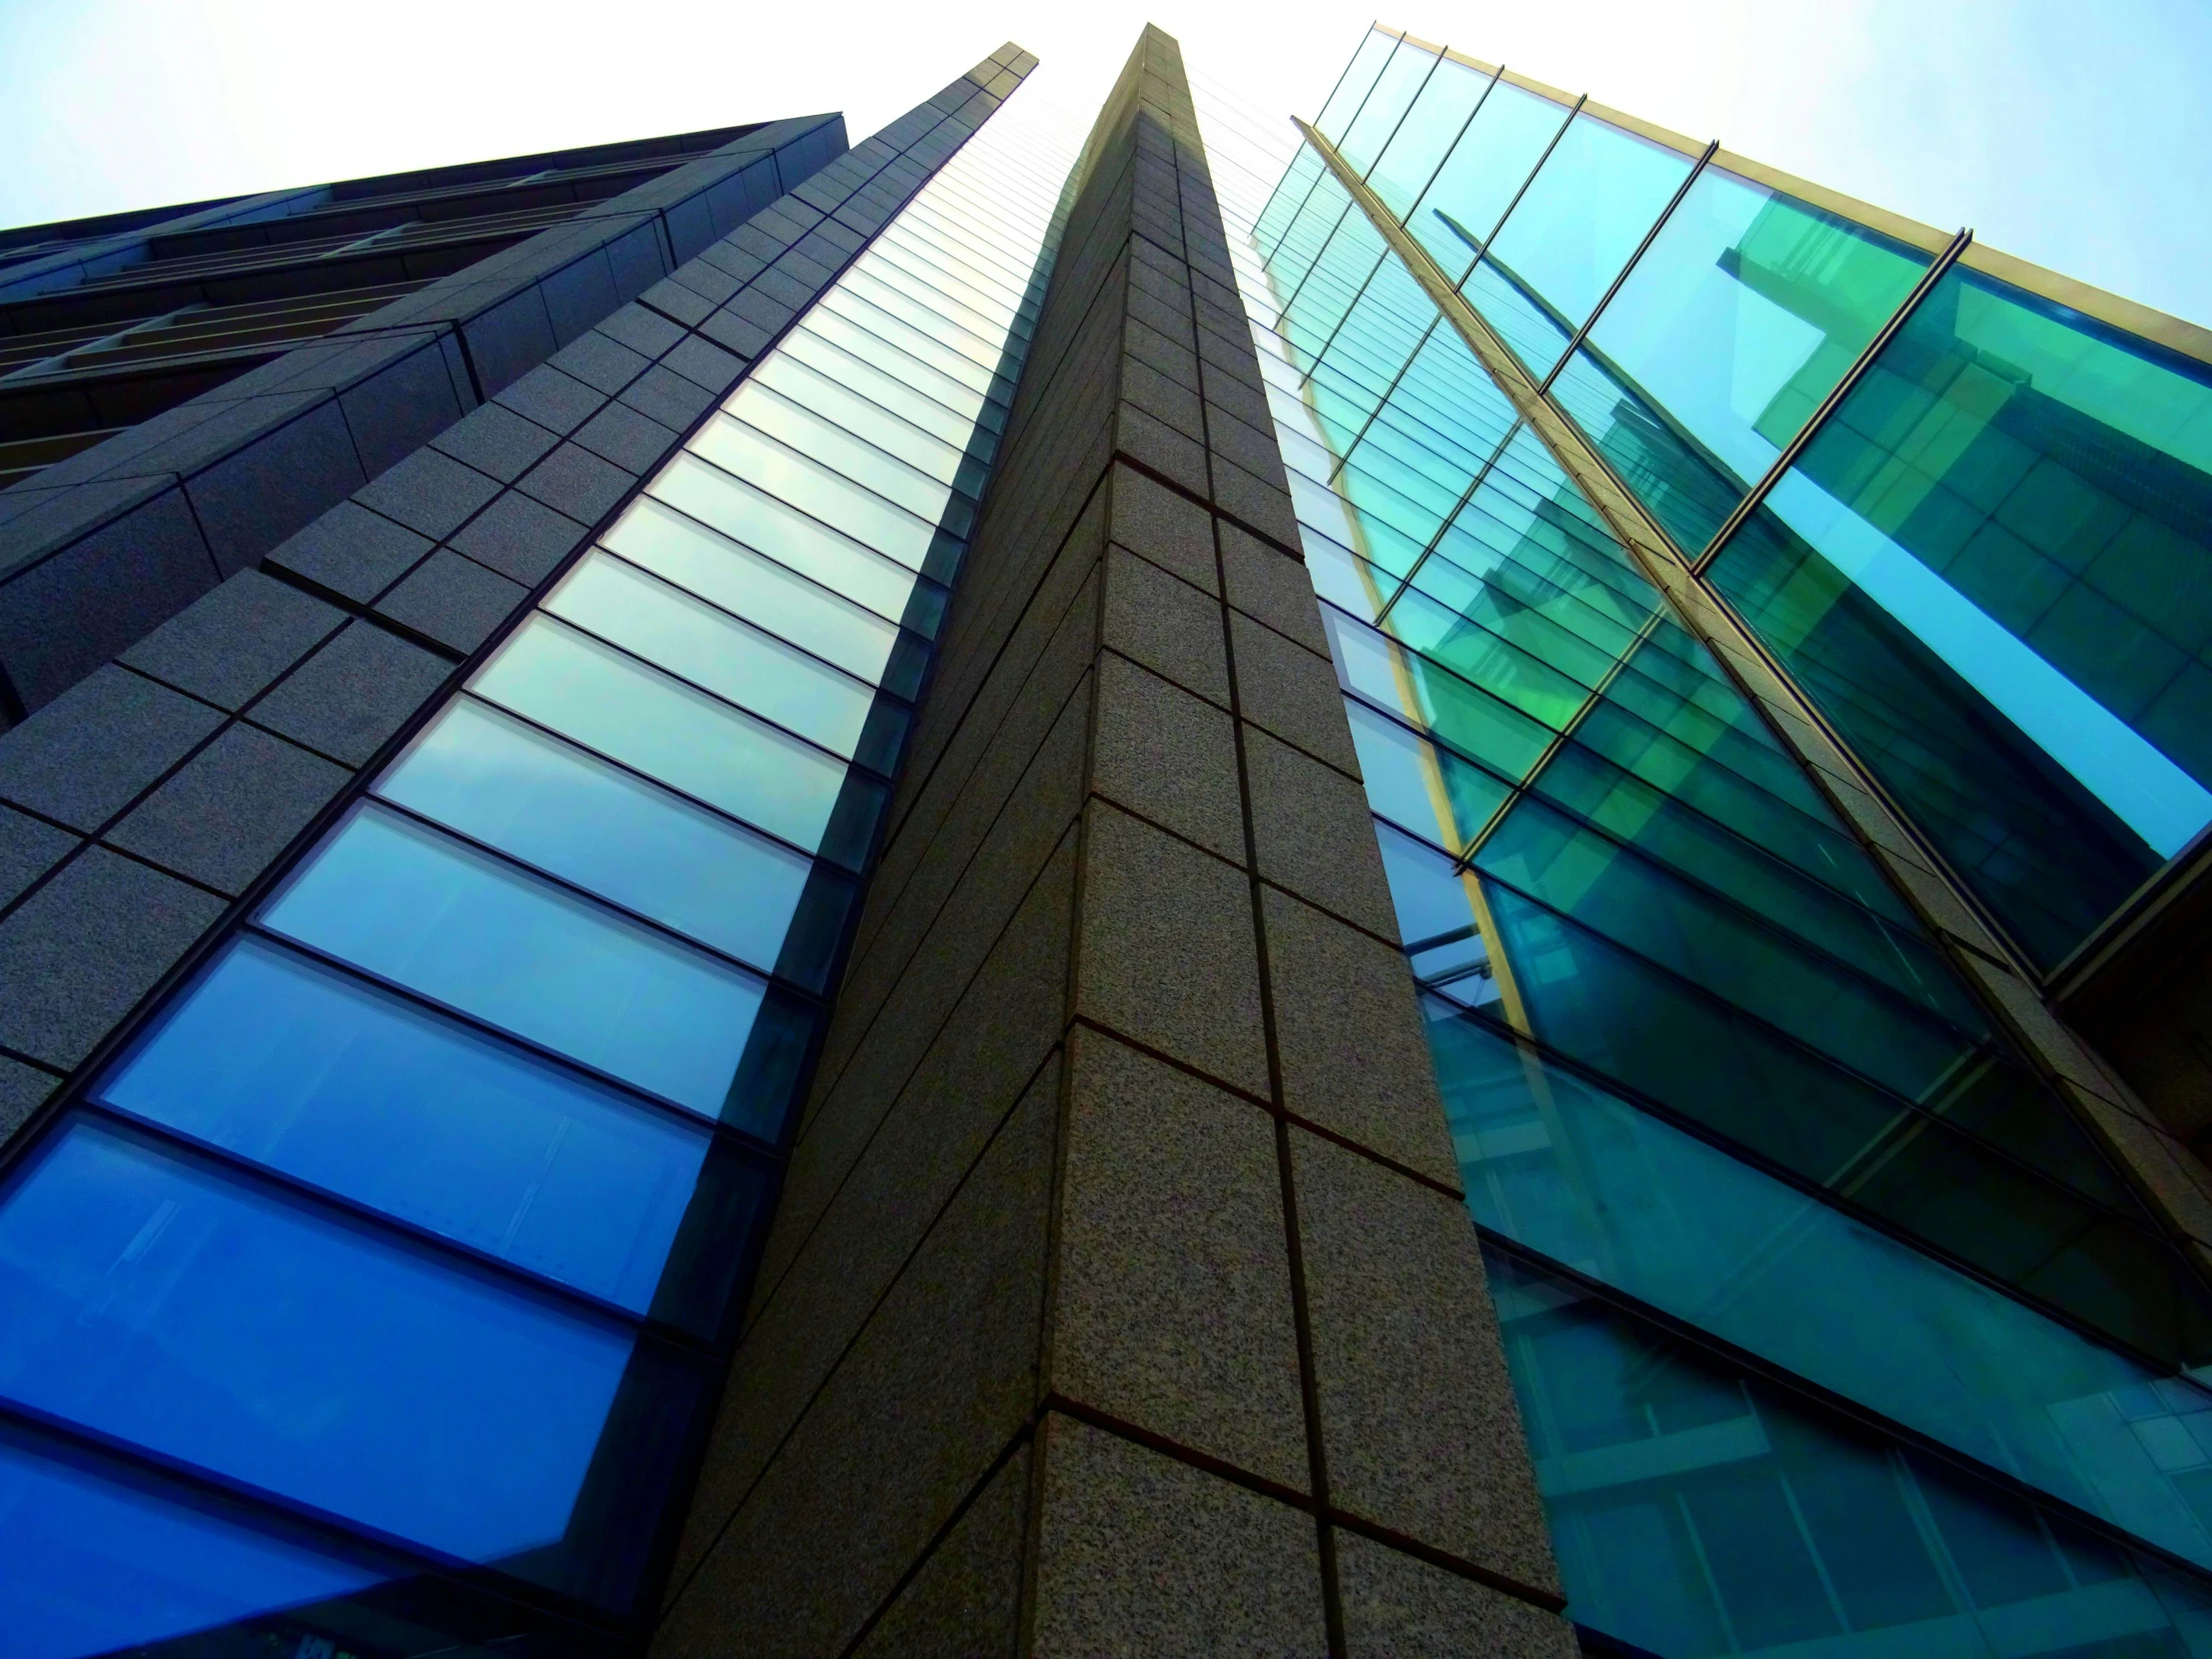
xmin=0 ymin=82 xmax=1071 ymax=1659
xmin=1296 ymin=29 xmax=2212 ymax=976
xmin=1230 ymin=35 xmax=2212 ymax=1658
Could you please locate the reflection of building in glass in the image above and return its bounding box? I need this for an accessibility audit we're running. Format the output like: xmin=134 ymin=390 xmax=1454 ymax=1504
xmin=2 ymin=18 xmax=2212 ymax=1658
xmin=1257 ymin=23 xmax=2212 ymax=1657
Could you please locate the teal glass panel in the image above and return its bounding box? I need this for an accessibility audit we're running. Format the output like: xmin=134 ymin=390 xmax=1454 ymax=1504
xmin=1486 ymin=1248 xmax=2212 ymax=1656
xmin=688 ymin=414 xmax=950 ymax=577
xmin=1367 ymin=55 xmax=1495 ymax=224
xmin=1708 ymin=264 xmax=2212 ymax=966
xmin=724 ymin=379 xmax=969 ymax=535
xmin=1316 ymin=27 xmax=1398 ymax=144
xmin=263 ymin=804 xmax=774 ymax=1117
xmin=601 ymin=497 xmax=922 ymax=698
xmin=1344 ymin=696 xmax=1511 ymax=854
xmin=1404 ymin=79 xmax=1570 ymax=278
xmin=1338 ymin=37 xmax=1434 ymax=178
xmin=1442 ymin=1009 xmax=2212 ymax=1571
xmin=1256 ymin=146 xmax=1327 ymax=257
xmin=1467 ymin=113 xmax=1695 ymax=380
xmin=471 ymin=616 xmax=872 ymax=865
xmin=377 ymin=697 xmax=840 ymax=983
xmin=544 ymin=552 xmax=898 ymax=771
xmin=1555 ymin=168 xmax=1931 ymax=554
xmin=648 ymin=452 xmax=933 ymax=634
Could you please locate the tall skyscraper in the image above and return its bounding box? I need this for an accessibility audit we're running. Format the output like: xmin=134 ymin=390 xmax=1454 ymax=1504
xmin=0 ymin=19 xmax=2207 ymax=1658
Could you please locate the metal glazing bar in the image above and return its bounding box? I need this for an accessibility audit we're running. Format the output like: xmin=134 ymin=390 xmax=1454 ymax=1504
xmin=1397 ymin=62 xmax=1505 ymax=230
xmin=1359 ymin=41 xmax=1444 ymax=181
xmin=1296 ymin=249 xmax=1391 ymax=386
xmin=1373 ymin=420 xmax=1520 ymax=626
xmin=1691 ymin=227 xmax=1972 ymax=573
xmin=1326 ymin=313 xmax=1442 ymax=480
xmin=1450 ymin=95 xmax=1585 ymax=288
xmin=1270 ymin=196 xmax=1358 ymax=330
xmin=1533 ymin=139 xmax=1718 ymax=395
xmin=1328 ymin=28 xmax=1409 ymax=148
xmin=1294 ymin=110 xmax=2212 ymax=1293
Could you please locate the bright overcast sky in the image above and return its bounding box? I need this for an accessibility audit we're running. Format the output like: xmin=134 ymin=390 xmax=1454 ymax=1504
xmin=2 ymin=0 xmax=2208 ymax=327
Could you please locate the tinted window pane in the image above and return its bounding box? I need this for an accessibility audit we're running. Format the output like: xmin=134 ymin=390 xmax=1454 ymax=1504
xmin=723 ymin=380 xmax=966 ymax=532
xmin=752 ymin=353 xmax=974 ymax=487
xmin=99 ymin=934 xmax=723 ymax=1318
xmin=263 ymin=804 xmax=770 ymax=1115
xmin=1570 ymin=167 xmax=1929 ymax=553
xmin=0 ymin=1119 xmax=632 ymax=1563
xmin=1470 ymin=113 xmax=1694 ymax=379
xmin=1367 ymin=55 xmax=1493 ymax=224
xmin=648 ymin=452 xmax=928 ymax=632
xmin=601 ymin=496 xmax=907 ymax=690
xmin=1404 ymin=79 xmax=1569 ymax=278
xmin=689 ymin=414 xmax=946 ymax=573
xmin=1444 ymin=1012 xmax=2212 ymax=1573
xmin=1315 ymin=26 xmax=1399 ymax=143
xmin=544 ymin=552 xmax=888 ymax=765
xmin=378 ymin=697 xmax=819 ymax=976
xmin=472 ymin=616 xmax=867 ymax=863
xmin=1338 ymin=37 xmax=1433 ymax=178
xmin=1709 ymin=264 xmax=2212 ymax=964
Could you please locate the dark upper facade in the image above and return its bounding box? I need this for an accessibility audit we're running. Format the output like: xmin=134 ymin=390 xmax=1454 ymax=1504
xmin=0 ymin=112 xmax=844 ymax=724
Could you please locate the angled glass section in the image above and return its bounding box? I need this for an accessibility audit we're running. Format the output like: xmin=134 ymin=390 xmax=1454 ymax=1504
xmin=0 ymin=61 xmax=1074 ymax=1654
xmin=1337 ymin=35 xmax=1435 ymax=179
xmin=1366 ymin=53 xmax=1497 ymax=225
xmin=1405 ymin=78 xmax=1572 ymax=280
xmin=1228 ymin=95 xmax=2212 ymax=1614
xmin=1462 ymin=110 xmax=1695 ymax=381
xmin=1708 ymin=264 xmax=2212 ymax=967
xmin=1314 ymin=25 xmax=1401 ymax=145
xmin=1552 ymin=167 xmax=1931 ymax=554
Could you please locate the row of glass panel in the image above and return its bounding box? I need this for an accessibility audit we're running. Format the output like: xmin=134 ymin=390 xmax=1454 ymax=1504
xmin=1225 ymin=142 xmax=2212 ymax=1651
xmin=1282 ymin=24 xmax=2212 ymax=972
xmin=0 ymin=86 xmax=1070 ymax=1659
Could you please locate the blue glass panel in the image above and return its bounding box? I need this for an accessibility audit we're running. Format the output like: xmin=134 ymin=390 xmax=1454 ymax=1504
xmin=647 ymin=453 xmax=934 ymax=635
xmin=0 ymin=1424 xmax=383 ymax=1659
xmin=379 ymin=698 xmax=832 ymax=980
xmin=0 ymin=1118 xmax=632 ymax=1564
xmin=472 ymin=616 xmax=879 ymax=869
xmin=96 ymin=935 xmax=749 ymax=1322
xmin=262 ymin=804 xmax=772 ymax=1117
xmin=724 ymin=380 xmax=967 ymax=535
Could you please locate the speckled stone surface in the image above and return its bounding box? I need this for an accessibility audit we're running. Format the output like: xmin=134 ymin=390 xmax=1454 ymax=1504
xmin=1029 ymin=1414 xmax=1328 ymax=1657
xmin=1336 ymin=1532 xmax=1578 ymax=1658
xmin=1050 ymin=1024 xmax=1308 ymax=1490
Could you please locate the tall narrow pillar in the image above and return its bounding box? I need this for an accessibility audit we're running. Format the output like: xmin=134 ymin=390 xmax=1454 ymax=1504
xmin=654 ymin=27 xmax=1571 ymax=1655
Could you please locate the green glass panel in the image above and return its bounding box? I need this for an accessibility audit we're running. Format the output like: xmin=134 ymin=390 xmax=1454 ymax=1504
xmin=1709 ymin=264 xmax=2212 ymax=965
xmin=1541 ymin=171 xmax=1928 ymax=556
xmin=1466 ymin=112 xmax=1694 ymax=380
xmin=1404 ymin=79 xmax=1570 ymax=280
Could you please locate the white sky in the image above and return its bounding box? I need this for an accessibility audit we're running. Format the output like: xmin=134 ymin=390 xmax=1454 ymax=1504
xmin=1 ymin=0 xmax=2207 ymax=327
